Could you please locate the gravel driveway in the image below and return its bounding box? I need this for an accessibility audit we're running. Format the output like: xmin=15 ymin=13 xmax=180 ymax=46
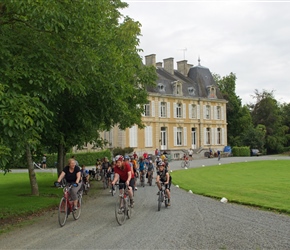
xmin=1 ymin=155 xmax=290 ymax=249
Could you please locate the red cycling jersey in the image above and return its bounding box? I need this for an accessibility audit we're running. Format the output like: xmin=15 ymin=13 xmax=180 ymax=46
xmin=114 ymin=162 xmax=131 ymax=182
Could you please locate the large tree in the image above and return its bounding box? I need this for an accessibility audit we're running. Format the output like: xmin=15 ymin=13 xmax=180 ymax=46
xmin=0 ymin=0 xmax=156 ymax=193
xmin=213 ymin=72 xmax=252 ymax=146
xmin=250 ymin=90 xmax=288 ymax=154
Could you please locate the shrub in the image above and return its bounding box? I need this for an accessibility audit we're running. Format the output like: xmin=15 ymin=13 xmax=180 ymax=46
xmin=232 ymin=146 xmax=250 ymax=156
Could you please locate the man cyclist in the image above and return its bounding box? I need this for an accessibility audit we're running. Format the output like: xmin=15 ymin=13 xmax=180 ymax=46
xmin=101 ymin=157 xmax=111 ymax=187
xmin=156 ymin=161 xmax=171 ymax=206
xmin=147 ymin=160 xmax=154 ymax=184
xmin=111 ymin=155 xmax=134 ymax=208
xmin=138 ymin=156 xmax=146 ymax=186
xmin=81 ymin=164 xmax=90 ymax=185
xmin=124 ymin=155 xmax=135 ymax=194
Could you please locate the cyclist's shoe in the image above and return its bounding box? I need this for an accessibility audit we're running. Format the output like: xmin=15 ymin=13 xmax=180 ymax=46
xmin=167 ymin=199 xmax=171 ymax=206
xmin=135 ymin=187 xmax=138 ymax=191
xmin=157 ymin=191 xmax=160 ymax=195
xmin=73 ymin=206 xmax=78 ymax=211
xmin=130 ymin=199 xmax=134 ymax=208
xmin=118 ymin=207 xmax=124 ymax=214
xmin=109 ymin=190 xmax=112 ymax=193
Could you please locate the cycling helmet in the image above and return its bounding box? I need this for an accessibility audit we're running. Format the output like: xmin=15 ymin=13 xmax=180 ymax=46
xmin=124 ymin=155 xmax=130 ymax=160
xmin=158 ymin=161 xmax=165 ymax=166
xmin=115 ymin=155 xmax=124 ymax=162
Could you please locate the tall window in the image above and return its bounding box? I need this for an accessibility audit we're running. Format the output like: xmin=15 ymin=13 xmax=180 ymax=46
xmin=206 ymin=105 xmax=211 ymax=119
xmin=160 ymin=102 xmax=166 ymax=118
xmin=206 ymin=127 xmax=211 ymax=144
xmin=217 ymin=128 xmax=221 ymax=144
xmin=176 ymin=103 xmax=182 ymax=118
xmin=217 ymin=106 xmax=221 ymax=120
xmin=177 ymin=127 xmax=182 ymax=146
xmin=144 ymin=103 xmax=150 ymax=116
xmin=191 ymin=104 xmax=197 ymax=119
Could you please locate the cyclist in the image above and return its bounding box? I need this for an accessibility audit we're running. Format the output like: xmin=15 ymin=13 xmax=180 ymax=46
xmin=130 ymin=156 xmax=138 ymax=191
xmin=155 ymin=155 xmax=162 ymax=172
xmin=81 ymin=164 xmax=90 ymax=184
xmin=124 ymin=155 xmax=135 ymax=194
xmin=56 ymin=158 xmax=82 ymax=210
xmin=156 ymin=161 xmax=171 ymax=206
xmin=101 ymin=157 xmax=111 ymax=187
xmin=147 ymin=160 xmax=154 ymax=183
xmin=138 ymin=156 xmax=146 ymax=186
xmin=111 ymin=155 xmax=134 ymax=207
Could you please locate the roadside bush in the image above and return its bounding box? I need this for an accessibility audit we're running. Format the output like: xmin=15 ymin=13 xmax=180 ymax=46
xmin=232 ymin=146 xmax=250 ymax=156
xmin=112 ymin=147 xmax=134 ymax=157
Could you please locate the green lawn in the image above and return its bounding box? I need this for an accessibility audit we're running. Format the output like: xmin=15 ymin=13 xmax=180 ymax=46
xmin=170 ymin=160 xmax=290 ymax=213
xmin=0 ymin=172 xmax=61 ymax=220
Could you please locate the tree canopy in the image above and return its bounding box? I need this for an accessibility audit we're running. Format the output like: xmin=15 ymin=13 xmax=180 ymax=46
xmin=0 ymin=0 xmax=157 ymax=194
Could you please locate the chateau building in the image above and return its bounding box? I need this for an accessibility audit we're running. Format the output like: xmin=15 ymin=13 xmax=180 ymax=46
xmin=101 ymin=54 xmax=228 ymax=159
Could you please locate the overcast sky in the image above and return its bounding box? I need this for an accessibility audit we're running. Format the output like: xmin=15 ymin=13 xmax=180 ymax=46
xmin=121 ymin=0 xmax=290 ymax=105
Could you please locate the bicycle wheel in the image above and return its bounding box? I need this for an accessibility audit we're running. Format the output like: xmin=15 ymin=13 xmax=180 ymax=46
xmin=72 ymin=196 xmax=82 ymax=220
xmin=181 ymin=161 xmax=185 ymax=168
xmin=149 ymin=176 xmax=152 ymax=186
xmin=115 ymin=197 xmax=126 ymax=225
xmin=165 ymin=195 xmax=168 ymax=208
xmin=186 ymin=161 xmax=190 ymax=168
xmin=126 ymin=199 xmax=132 ymax=219
xmin=158 ymin=192 xmax=162 ymax=211
xmin=58 ymin=197 xmax=68 ymax=227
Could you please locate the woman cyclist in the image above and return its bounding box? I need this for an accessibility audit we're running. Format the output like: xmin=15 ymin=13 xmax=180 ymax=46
xmin=156 ymin=161 xmax=171 ymax=206
xmin=56 ymin=158 xmax=82 ymax=210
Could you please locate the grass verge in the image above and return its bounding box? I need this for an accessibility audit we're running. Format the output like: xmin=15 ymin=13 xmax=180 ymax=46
xmin=170 ymin=160 xmax=290 ymax=214
xmin=0 ymin=172 xmax=101 ymax=234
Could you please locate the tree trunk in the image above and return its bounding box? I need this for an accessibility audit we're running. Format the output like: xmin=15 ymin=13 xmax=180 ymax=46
xmin=57 ymin=143 xmax=66 ymax=176
xmin=26 ymin=144 xmax=39 ymax=196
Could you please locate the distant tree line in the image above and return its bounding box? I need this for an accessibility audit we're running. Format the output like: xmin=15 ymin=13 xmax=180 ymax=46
xmin=214 ymin=73 xmax=290 ymax=155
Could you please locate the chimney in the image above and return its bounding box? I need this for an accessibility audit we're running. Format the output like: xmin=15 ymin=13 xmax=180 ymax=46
xmin=163 ymin=57 xmax=174 ymax=75
xmin=156 ymin=62 xmax=162 ymax=68
xmin=177 ymin=60 xmax=188 ymax=76
xmin=145 ymin=54 xmax=156 ymax=66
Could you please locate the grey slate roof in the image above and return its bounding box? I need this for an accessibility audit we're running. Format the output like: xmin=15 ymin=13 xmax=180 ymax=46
xmin=147 ymin=63 xmax=224 ymax=100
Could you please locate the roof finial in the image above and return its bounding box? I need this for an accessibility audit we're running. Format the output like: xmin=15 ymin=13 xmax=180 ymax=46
xmin=198 ymin=55 xmax=201 ymax=66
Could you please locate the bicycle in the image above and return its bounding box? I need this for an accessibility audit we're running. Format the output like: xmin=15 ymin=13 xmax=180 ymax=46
xmin=181 ymin=159 xmax=190 ymax=168
xmin=111 ymin=183 xmax=116 ymax=196
xmin=54 ymin=182 xmax=82 ymax=227
xmin=102 ymin=173 xmax=109 ymax=189
xmin=147 ymin=170 xmax=153 ymax=186
xmin=81 ymin=176 xmax=90 ymax=195
xmin=140 ymin=170 xmax=145 ymax=187
xmin=157 ymin=182 xmax=169 ymax=211
xmin=114 ymin=183 xmax=132 ymax=225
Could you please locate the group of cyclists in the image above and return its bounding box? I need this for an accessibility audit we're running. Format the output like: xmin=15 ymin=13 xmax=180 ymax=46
xmin=55 ymin=151 xmax=172 ymax=211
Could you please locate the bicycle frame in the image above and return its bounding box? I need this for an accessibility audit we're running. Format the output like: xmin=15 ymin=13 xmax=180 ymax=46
xmin=157 ymin=183 xmax=168 ymax=211
xmin=115 ymin=183 xmax=131 ymax=225
xmin=57 ymin=183 xmax=82 ymax=227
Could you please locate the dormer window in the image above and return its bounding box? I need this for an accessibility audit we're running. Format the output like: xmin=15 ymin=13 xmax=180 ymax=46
xmin=158 ymin=83 xmax=165 ymax=92
xmin=207 ymin=85 xmax=217 ymax=99
xmin=188 ymin=87 xmax=195 ymax=96
xmin=172 ymin=81 xmax=183 ymax=96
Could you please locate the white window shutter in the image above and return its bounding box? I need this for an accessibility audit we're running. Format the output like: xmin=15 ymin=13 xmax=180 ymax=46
xmin=151 ymin=101 xmax=155 ymax=117
xmin=145 ymin=126 xmax=153 ymax=147
xmin=129 ymin=125 xmax=137 ymax=147
xmin=174 ymin=103 xmax=177 ymax=118
xmin=221 ymin=106 xmax=224 ymax=120
xmin=158 ymin=101 xmax=161 ymax=117
xmin=222 ymin=128 xmax=224 ymax=145
xmin=211 ymin=106 xmax=214 ymax=120
xmin=183 ymin=127 xmax=187 ymax=146
xmin=214 ymin=106 xmax=217 ymax=120
xmin=211 ymin=128 xmax=215 ymax=145
xmin=203 ymin=105 xmax=206 ymax=119
xmin=189 ymin=104 xmax=192 ymax=119
xmin=183 ymin=104 xmax=186 ymax=118
xmin=204 ymin=128 xmax=207 ymax=145
xmin=173 ymin=127 xmax=177 ymax=146
xmin=167 ymin=102 xmax=170 ymax=118
xmin=197 ymin=105 xmax=200 ymax=119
